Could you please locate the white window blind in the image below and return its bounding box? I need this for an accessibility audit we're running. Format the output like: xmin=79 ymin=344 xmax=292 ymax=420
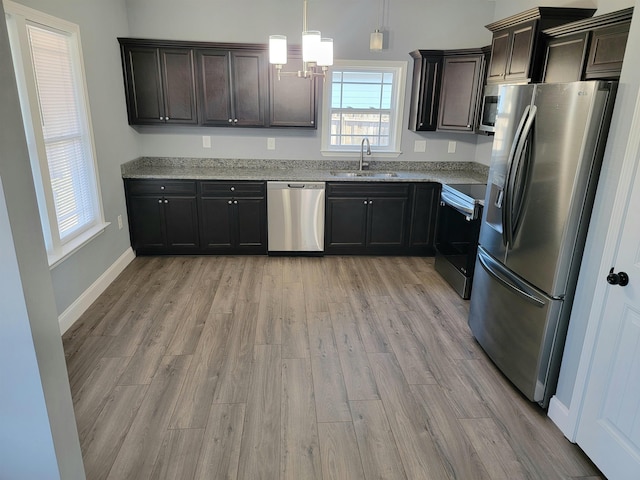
xmin=321 ymin=60 xmax=406 ymax=156
xmin=27 ymin=24 xmax=96 ymax=240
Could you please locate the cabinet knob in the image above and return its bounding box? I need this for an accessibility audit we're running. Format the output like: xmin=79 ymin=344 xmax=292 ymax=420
xmin=166 ymin=116 xmax=170 ymax=121
xmin=160 ymin=116 xmax=163 ymax=120
xmin=234 ymin=119 xmax=238 ymax=123
xmin=158 ymin=199 xmax=163 ymax=204
xmin=363 ymin=200 xmax=368 ymax=205
xmin=160 ymin=186 xmax=165 ymax=190
xmin=467 ymin=125 xmax=471 ymax=128
xmin=230 ymin=186 xmax=235 ymax=191
xmin=369 ymin=200 xmax=373 ymax=204
xmin=228 ymin=119 xmax=233 ymax=123
xmin=311 ymin=121 xmax=314 ymax=125
xmin=164 ymin=199 xmax=169 ymax=204
xmin=228 ymin=200 xmax=232 ymax=205
xmin=234 ymin=200 xmax=238 ymax=204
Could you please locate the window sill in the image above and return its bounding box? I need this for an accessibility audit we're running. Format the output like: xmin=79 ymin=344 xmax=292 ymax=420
xmin=48 ymin=222 xmax=110 ymax=269
xmin=320 ymin=150 xmax=402 ymax=158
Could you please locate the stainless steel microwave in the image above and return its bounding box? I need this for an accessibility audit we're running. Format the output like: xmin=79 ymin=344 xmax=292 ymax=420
xmin=479 ymin=84 xmax=499 ymax=133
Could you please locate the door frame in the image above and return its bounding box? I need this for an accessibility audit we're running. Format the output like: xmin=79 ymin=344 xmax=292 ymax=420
xmin=553 ymin=87 xmax=640 ymax=441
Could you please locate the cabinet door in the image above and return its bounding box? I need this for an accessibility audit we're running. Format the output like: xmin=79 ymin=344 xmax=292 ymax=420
xmin=326 ymin=197 xmax=368 ymax=250
xmin=123 ymin=46 xmax=165 ymax=124
xmin=127 ymin=195 xmax=165 ymax=250
xmin=200 ymin=197 xmax=234 ymax=249
xmin=269 ymin=54 xmax=317 ymax=128
xmin=235 ymin=198 xmax=267 ymax=250
xmin=408 ymin=54 xmax=443 ymax=131
xmin=231 ymin=50 xmax=267 ymax=126
xmin=367 ymin=197 xmax=408 ymax=247
xmin=437 ymin=55 xmax=483 ymax=132
xmin=408 ymin=183 xmax=439 ymax=253
xmin=196 ymin=49 xmax=234 ymax=126
xmin=486 ymin=30 xmax=510 ymax=83
xmin=542 ymin=33 xmax=589 ymax=83
xmin=160 ymin=49 xmax=198 ymax=124
xmin=585 ymin=22 xmax=630 ymax=79
xmin=163 ymin=196 xmax=199 ymax=249
xmin=505 ymin=21 xmax=536 ymax=81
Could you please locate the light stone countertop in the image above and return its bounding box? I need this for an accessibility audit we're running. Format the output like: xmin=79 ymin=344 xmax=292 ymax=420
xmin=121 ymin=157 xmax=489 ymax=185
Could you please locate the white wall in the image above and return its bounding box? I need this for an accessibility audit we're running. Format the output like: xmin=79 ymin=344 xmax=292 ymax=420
xmin=11 ymin=0 xmax=138 ymax=317
xmin=125 ymin=0 xmax=496 ymax=163
xmin=0 ymin=3 xmax=84 ymax=476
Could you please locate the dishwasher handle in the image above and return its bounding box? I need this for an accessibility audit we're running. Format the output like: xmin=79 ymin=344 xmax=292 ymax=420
xmin=287 ymin=183 xmax=306 ymax=188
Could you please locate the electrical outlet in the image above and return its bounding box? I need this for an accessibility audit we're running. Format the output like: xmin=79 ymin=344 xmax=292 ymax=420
xmin=448 ymin=141 xmax=457 ymax=154
xmin=267 ymin=137 xmax=276 ymax=150
xmin=414 ymin=140 xmax=426 ymax=152
xmin=117 ymin=215 xmax=123 ymax=230
xmin=202 ymin=136 xmax=211 ymax=148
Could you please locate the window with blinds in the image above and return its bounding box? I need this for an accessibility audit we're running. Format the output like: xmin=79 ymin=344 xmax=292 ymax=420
xmin=321 ymin=61 xmax=407 ymax=156
xmin=6 ymin=2 xmax=105 ymax=266
xmin=27 ymin=24 xmax=97 ymax=240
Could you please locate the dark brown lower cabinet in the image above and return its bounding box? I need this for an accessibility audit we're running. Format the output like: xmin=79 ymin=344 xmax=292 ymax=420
xmin=199 ymin=182 xmax=267 ymax=254
xmin=127 ymin=194 xmax=199 ymax=254
xmin=408 ymin=183 xmax=440 ymax=255
xmin=325 ymin=182 xmax=412 ymax=255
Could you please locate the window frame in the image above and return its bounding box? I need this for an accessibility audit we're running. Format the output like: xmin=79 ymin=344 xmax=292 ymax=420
xmin=321 ymin=59 xmax=407 ymax=157
xmin=5 ymin=0 xmax=107 ymax=268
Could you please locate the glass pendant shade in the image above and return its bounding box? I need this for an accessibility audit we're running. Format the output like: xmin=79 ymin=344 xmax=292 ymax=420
xmin=317 ymin=38 xmax=333 ymax=66
xmin=302 ymin=30 xmax=321 ymax=63
xmin=370 ymin=30 xmax=383 ymax=52
xmin=269 ymin=35 xmax=288 ymax=65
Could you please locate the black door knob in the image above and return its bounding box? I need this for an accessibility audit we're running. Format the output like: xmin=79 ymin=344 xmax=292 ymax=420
xmin=607 ymin=268 xmax=629 ymax=286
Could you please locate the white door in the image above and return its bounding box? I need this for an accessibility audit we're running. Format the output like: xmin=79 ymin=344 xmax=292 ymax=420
xmin=575 ymin=134 xmax=640 ymax=477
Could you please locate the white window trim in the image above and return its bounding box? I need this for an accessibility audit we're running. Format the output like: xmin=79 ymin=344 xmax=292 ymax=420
xmin=5 ymin=0 xmax=108 ymax=268
xmin=321 ymin=59 xmax=407 ymax=158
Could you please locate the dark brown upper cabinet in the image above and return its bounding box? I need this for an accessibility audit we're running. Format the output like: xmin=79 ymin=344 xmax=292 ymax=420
xmin=437 ymin=51 xmax=485 ymax=132
xmin=485 ymin=7 xmax=596 ymax=84
xmin=541 ymin=8 xmax=633 ymax=83
xmin=120 ymin=43 xmax=198 ymax=125
xmin=408 ymin=50 xmax=443 ymax=132
xmin=269 ymin=48 xmax=318 ymax=128
xmin=196 ymin=47 xmax=268 ymax=127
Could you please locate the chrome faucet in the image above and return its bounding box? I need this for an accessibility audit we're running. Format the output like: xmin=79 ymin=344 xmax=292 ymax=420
xmin=360 ymin=138 xmax=371 ymax=171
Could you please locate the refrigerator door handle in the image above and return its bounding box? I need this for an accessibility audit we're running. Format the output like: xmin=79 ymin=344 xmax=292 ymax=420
xmin=502 ymin=105 xmax=531 ymax=246
xmin=505 ymin=105 xmax=537 ymax=247
xmin=477 ymin=249 xmax=546 ymax=308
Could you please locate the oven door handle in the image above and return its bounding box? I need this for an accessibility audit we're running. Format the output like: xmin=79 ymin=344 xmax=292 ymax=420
xmin=441 ymin=190 xmax=475 ymax=220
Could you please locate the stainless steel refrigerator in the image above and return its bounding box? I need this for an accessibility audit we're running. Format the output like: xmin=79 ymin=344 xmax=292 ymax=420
xmin=468 ymin=81 xmax=617 ymax=408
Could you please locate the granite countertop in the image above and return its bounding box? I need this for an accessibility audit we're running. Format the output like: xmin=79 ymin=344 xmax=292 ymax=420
xmin=121 ymin=157 xmax=489 ymax=185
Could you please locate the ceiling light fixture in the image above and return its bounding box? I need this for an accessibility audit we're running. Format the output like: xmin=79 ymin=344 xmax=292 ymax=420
xmin=269 ymin=0 xmax=333 ymax=80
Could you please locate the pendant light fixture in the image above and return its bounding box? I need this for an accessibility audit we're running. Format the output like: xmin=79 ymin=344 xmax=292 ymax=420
xmin=370 ymin=0 xmax=385 ymax=52
xmin=269 ymin=0 xmax=333 ymax=80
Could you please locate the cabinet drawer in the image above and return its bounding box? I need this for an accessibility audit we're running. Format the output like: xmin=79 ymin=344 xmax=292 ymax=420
xmin=200 ymin=181 xmax=266 ymax=197
xmin=126 ymin=179 xmax=197 ymax=195
xmin=327 ymin=182 xmax=410 ymax=198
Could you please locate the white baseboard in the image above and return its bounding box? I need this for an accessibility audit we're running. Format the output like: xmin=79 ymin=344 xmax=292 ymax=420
xmin=58 ymin=247 xmax=135 ymax=335
xmin=548 ymin=395 xmax=577 ymax=442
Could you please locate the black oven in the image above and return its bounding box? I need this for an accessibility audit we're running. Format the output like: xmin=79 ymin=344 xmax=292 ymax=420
xmin=434 ymin=183 xmax=486 ymax=299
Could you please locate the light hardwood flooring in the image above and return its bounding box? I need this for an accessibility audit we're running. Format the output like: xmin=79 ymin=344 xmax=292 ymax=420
xmin=63 ymin=255 xmax=603 ymax=480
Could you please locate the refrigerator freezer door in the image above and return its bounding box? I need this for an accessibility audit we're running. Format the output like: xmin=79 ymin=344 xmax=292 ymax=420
xmin=479 ymin=84 xmax=535 ymax=261
xmin=469 ymin=247 xmax=564 ymax=405
xmin=503 ymin=81 xmax=614 ymax=296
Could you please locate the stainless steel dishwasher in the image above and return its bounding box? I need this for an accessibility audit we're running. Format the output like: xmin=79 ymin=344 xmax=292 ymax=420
xmin=267 ymin=181 xmax=325 ymax=254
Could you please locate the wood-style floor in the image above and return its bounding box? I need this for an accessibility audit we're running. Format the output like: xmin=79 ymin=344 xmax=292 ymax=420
xmin=62 ymin=255 xmax=602 ymax=480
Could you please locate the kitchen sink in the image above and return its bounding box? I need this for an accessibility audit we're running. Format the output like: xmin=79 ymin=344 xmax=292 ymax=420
xmin=330 ymin=171 xmax=398 ymax=178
